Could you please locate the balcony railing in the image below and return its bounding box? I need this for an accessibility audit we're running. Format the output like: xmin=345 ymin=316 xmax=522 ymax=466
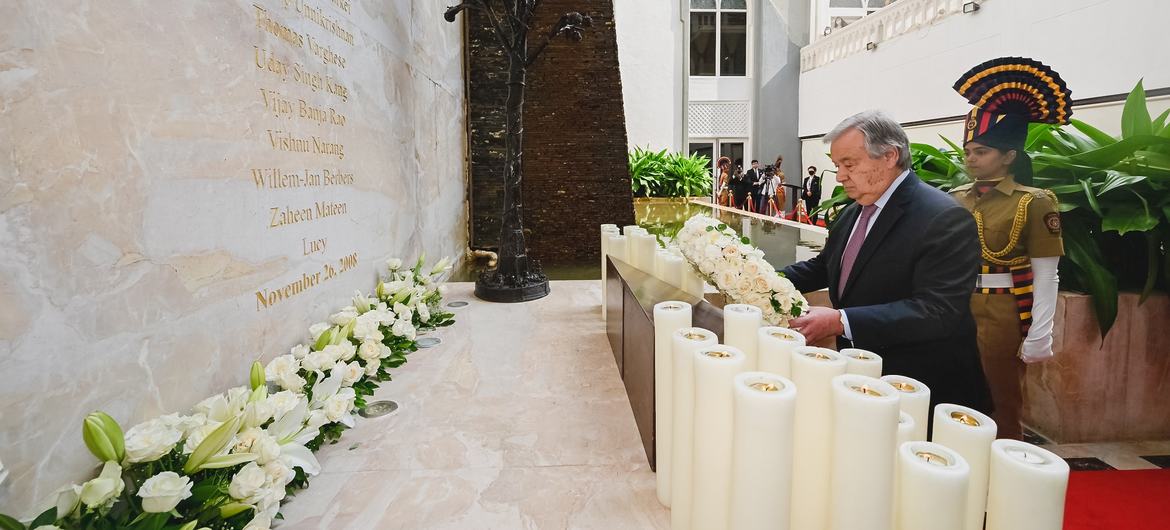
xmin=801 ymin=0 xmax=981 ymax=72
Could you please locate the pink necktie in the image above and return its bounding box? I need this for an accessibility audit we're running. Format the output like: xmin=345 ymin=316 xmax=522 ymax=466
xmin=839 ymin=204 xmax=878 ymax=293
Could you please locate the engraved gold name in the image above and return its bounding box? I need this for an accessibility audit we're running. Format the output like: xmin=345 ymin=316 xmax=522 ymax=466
xmin=268 ymin=201 xmax=348 ymax=227
xmin=255 ymin=5 xmax=304 ymax=48
xmin=282 ymin=0 xmax=355 ymax=46
xmin=251 ymin=168 xmax=355 ymax=189
xmin=254 ymin=47 xmax=350 ymax=103
xmin=265 ymin=130 xmax=345 ymax=159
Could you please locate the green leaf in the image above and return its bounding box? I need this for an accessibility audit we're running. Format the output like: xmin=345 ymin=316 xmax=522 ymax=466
xmin=1121 ymin=80 xmax=1152 ymax=139
xmin=1154 ymin=108 xmax=1170 ymax=135
xmin=1102 ymin=204 xmax=1159 ymax=235
xmin=0 ymin=514 xmax=26 ymax=530
xmin=1070 ymin=119 xmax=1119 ymax=147
xmin=133 ymin=511 xmax=169 ymax=530
xmin=1080 ymin=179 xmax=1103 ymax=216
xmin=1096 ymin=171 xmax=1147 ymax=196
xmin=1068 ymin=135 xmax=1170 ymax=168
xmin=1135 ymin=150 xmax=1170 ymax=175
xmin=938 ymin=134 xmax=965 ymax=156
xmin=28 ymin=507 xmax=56 ymax=528
xmin=1063 ymin=222 xmax=1119 ymax=337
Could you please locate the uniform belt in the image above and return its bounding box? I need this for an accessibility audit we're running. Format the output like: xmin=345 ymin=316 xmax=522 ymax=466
xmin=976 ymin=273 xmax=1013 ymax=289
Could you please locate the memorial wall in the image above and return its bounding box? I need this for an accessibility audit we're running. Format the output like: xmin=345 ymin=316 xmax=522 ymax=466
xmin=0 ymin=0 xmax=466 ymax=511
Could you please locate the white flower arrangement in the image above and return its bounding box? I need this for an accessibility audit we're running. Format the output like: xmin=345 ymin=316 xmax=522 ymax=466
xmin=674 ymin=214 xmax=808 ymax=326
xmin=0 ymin=256 xmax=456 ymax=530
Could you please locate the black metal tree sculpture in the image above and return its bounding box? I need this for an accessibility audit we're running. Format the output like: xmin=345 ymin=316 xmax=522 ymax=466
xmin=446 ymin=1 xmax=592 ymax=303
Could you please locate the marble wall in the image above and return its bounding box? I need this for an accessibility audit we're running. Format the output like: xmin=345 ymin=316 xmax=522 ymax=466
xmin=0 ymin=0 xmax=466 ymax=513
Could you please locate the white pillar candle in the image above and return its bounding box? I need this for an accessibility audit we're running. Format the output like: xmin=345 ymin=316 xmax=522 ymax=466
xmin=606 ymin=234 xmax=627 ymax=263
xmin=653 ymin=302 xmax=693 ymax=507
xmin=630 ymin=232 xmax=658 ymax=273
xmin=600 ymin=226 xmax=620 ymax=319
xmin=881 ymin=375 xmax=931 ymax=442
xmin=723 ymin=304 xmax=763 ymax=370
xmin=692 ymin=345 xmax=748 ymax=530
xmin=829 ymin=375 xmax=899 ymax=530
xmin=670 ymin=327 xmax=718 ymax=530
xmin=986 ymin=440 xmax=1069 ymax=530
xmin=756 ymin=327 xmax=805 ymax=378
xmin=622 ymin=224 xmax=641 ymax=235
xmin=789 ymin=347 xmax=847 ymax=530
xmin=932 ymin=404 xmax=998 ymax=530
xmin=897 ymin=441 xmax=970 ymax=530
xmin=625 ymin=227 xmax=649 ymax=269
xmin=896 ymin=411 xmax=916 ymax=447
xmin=662 ymin=254 xmax=685 ymax=288
xmin=840 ymin=348 xmax=882 ymax=378
xmin=654 ymin=249 xmax=674 ymax=282
xmin=730 ymin=372 xmax=797 ymax=530
xmin=891 ymin=411 xmax=917 ymax=529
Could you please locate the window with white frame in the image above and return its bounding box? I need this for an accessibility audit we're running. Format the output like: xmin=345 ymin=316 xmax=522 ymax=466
xmin=820 ymin=0 xmax=896 ymax=37
xmin=690 ymin=0 xmax=748 ymax=77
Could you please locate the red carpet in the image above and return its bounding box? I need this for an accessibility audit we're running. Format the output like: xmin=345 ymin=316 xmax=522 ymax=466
xmin=1064 ymin=469 xmax=1170 ymax=529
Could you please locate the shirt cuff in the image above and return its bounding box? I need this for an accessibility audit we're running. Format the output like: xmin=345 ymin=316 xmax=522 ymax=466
xmin=839 ymin=309 xmax=853 ymax=341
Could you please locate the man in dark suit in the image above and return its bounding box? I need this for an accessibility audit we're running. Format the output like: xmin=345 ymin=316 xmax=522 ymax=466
xmin=745 ymin=160 xmax=764 ymax=213
xmin=802 ymin=165 xmax=822 ymax=221
xmin=784 ymin=110 xmax=991 ymax=413
xmin=730 ymin=164 xmax=751 ymax=210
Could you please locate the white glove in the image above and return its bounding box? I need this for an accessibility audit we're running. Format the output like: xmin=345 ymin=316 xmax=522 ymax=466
xmin=1020 ymin=256 xmax=1060 ymax=363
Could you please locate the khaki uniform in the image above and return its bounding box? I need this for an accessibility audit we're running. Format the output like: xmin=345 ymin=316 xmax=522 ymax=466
xmin=951 ymin=179 xmax=1063 ymax=439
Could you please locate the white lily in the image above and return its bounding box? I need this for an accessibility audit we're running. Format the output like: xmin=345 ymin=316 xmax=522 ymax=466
xmin=266 ymin=399 xmax=322 ymax=476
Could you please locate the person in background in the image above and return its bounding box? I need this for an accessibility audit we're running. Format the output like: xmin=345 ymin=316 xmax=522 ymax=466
xmin=772 ymin=155 xmax=787 ymax=213
xmin=745 ymin=160 xmax=764 ymax=213
xmin=802 ymin=165 xmax=823 ymax=222
xmin=949 ymin=57 xmax=1071 ymax=440
xmin=731 ymin=163 xmax=750 ymax=210
xmin=715 ymin=156 xmax=732 ymax=207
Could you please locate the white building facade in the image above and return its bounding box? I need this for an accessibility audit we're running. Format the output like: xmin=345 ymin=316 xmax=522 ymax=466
xmin=615 ymin=0 xmax=809 ymax=187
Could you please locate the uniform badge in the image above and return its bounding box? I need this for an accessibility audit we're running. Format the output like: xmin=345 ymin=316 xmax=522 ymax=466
xmin=1044 ymin=212 xmax=1062 ymax=234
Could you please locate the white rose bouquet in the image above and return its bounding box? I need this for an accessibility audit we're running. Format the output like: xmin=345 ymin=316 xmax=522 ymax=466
xmin=675 ymin=214 xmax=808 ymax=326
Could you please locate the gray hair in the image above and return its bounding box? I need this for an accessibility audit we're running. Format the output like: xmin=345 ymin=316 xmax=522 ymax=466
xmin=824 ymin=110 xmax=911 ymax=170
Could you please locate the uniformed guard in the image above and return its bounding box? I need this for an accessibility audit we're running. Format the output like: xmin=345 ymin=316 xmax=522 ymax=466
xmin=949 ymin=57 xmax=1071 ymax=440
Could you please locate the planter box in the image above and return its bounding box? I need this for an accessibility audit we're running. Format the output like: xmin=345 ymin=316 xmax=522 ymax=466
xmin=1023 ymin=292 xmax=1170 ymax=443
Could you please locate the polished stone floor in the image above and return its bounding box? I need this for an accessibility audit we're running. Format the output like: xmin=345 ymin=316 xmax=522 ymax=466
xmin=280 ymin=281 xmax=670 ymax=529
xmin=279 ymin=280 xmax=1168 ymax=529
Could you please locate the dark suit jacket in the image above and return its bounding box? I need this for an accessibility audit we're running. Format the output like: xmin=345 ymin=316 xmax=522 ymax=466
xmin=803 ymin=176 xmax=822 ymax=206
xmin=782 ymin=172 xmax=992 ymax=413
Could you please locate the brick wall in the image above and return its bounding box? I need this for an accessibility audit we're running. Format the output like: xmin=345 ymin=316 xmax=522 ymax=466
xmin=466 ymin=0 xmax=635 ymax=265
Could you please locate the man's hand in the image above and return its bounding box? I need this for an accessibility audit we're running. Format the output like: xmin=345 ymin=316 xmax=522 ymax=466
xmin=789 ymin=306 xmax=845 ymax=344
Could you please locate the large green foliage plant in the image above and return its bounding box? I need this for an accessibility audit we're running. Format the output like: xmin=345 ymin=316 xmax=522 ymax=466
xmin=629 ymin=147 xmax=712 ymax=198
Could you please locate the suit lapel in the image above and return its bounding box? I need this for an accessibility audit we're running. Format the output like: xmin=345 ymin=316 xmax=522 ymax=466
xmin=839 ymin=174 xmax=920 ymax=300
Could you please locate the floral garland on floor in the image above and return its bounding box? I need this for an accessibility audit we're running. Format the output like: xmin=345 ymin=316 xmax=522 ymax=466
xmin=0 ymin=256 xmax=455 ymax=530
xmin=674 ymin=214 xmax=808 ymax=326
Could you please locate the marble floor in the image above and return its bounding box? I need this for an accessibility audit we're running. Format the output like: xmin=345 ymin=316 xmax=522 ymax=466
xmin=279 ymin=281 xmax=670 ymax=530
xmin=278 ymin=280 xmax=1170 ymax=529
